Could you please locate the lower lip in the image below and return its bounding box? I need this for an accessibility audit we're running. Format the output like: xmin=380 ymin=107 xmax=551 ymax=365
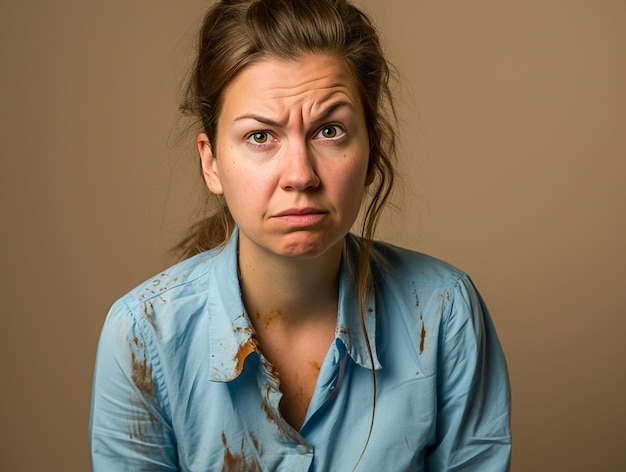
xmin=274 ymin=213 xmax=326 ymax=227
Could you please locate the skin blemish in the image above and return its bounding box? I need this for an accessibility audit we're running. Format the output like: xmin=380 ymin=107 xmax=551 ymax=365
xmin=131 ymin=351 xmax=153 ymax=397
xmin=419 ymin=315 xmax=426 ymax=355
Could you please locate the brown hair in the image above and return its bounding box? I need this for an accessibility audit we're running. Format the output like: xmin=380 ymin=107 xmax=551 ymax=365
xmin=178 ymin=0 xmax=395 ymax=256
xmin=177 ymin=0 xmax=396 ymax=466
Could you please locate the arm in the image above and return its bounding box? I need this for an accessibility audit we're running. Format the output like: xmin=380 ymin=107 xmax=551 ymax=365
xmin=426 ymin=275 xmax=512 ymax=471
xmin=89 ymin=298 xmax=178 ymax=471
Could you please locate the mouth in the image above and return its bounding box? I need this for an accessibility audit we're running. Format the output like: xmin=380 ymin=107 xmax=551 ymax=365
xmin=272 ymin=207 xmax=328 ymax=226
xmin=273 ymin=207 xmax=326 ymax=217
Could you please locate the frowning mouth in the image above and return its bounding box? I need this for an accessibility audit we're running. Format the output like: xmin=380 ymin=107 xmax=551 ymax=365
xmin=272 ymin=208 xmax=327 ymax=226
xmin=273 ymin=207 xmax=326 ymax=217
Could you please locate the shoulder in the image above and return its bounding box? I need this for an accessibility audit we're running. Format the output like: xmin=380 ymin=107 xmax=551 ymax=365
xmin=105 ymin=246 xmax=232 ymax=338
xmin=369 ymin=238 xmax=467 ymax=290
xmin=124 ymin=248 xmax=222 ymax=307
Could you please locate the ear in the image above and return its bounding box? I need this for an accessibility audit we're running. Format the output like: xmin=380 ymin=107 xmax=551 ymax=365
xmin=197 ymin=133 xmax=223 ymax=195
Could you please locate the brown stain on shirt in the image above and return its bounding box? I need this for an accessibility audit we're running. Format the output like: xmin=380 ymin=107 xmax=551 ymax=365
xmin=412 ymin=281 xmax=420 ymax=307
xmin=233 ymin=339 xmax=257 ymax=376
xmin=222 ymin=432 xmax=244 ymax=471
xmin=419 ymin=316 xmax=426 ymax=355
xmin=141 ymin=301 xmax=158 ymax=335
xmin=131 ymin=351 xmax=153 ymax=397
xmin=338 ymin=325 xmax=352 ymax=336
xmin=260 ymin=384 xmax=291 ymax=440
xmin=221 ymin=432 xmax=262 ymax=472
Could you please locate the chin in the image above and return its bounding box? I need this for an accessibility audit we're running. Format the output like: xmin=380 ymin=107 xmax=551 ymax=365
xmin=275 ymin=234 xmax=344 ymax=259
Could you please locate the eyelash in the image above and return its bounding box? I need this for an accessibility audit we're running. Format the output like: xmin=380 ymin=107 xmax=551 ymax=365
xmin=246 ymin=132 xmax=272 ymax=147
xmin=245 ymin=125 xmax=347 ymax=149
xmin=316 ymin=125 xmax=346 ymax=141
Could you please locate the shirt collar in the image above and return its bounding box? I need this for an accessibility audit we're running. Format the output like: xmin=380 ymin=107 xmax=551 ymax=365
xmin=337 ymin=233 xmax=382 ymax=371
xmin=206 ymin=229 xmax=381 ymax=382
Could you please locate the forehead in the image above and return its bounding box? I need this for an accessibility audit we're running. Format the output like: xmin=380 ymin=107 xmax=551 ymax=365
xmin=220 ymin=54 xmax=362 ymax=115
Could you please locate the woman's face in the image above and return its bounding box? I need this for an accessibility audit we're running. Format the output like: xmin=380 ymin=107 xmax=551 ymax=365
xmin=198 ymin=54 xmax=370 ymax=261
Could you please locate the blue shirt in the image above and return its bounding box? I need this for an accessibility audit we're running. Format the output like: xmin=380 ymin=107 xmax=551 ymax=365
xmin=90 ymin=229 xmax=511 ymax=471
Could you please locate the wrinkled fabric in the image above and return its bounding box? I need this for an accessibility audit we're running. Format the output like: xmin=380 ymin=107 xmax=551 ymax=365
xmin=90 ymin=228 xmax=511 ymax=471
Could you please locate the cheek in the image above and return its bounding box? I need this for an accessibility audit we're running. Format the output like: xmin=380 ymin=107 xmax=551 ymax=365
xmin=334 ymin=159 xmax=369 ymax=204
xmin=344 ymin=155 xmax=370 ymax=186
xmin=220 ymin=167 xmax=274 ymax=211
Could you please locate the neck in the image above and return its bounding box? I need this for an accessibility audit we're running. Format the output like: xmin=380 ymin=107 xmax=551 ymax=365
xmin=238 ymin=240 xmax=343 ymax=332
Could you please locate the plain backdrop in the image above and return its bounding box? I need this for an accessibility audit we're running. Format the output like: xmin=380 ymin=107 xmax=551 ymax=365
xmin=1 ymin=1 xmax=625 ymax=470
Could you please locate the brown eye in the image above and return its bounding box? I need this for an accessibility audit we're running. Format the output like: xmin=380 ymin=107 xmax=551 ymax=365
xmin=320 ymin=126 xmax=338 ymax=138
xmin=251 ymin=132 xmax=268 ymax=144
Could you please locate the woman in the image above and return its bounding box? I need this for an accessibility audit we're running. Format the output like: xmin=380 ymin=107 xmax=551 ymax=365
xmin=89 ymin=0 xmax=512 ymax=470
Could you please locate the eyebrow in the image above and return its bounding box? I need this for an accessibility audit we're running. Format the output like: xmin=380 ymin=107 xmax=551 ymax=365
xmin=232 ymin=101 xmax=354 ymax=127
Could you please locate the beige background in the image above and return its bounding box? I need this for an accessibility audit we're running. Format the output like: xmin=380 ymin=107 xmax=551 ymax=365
xmin=1 ymin=1 xmax=624 ymax=470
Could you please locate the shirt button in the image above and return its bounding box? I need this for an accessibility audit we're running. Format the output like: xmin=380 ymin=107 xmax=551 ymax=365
xmin=296 ymin=444 xmax=312 ymax=455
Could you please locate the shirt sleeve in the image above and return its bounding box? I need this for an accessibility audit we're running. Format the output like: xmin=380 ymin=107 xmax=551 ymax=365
xmin=89 ymin=298 xmax=178 ymax=471
xmin=426 ymin=274 xmax=512 ymax=471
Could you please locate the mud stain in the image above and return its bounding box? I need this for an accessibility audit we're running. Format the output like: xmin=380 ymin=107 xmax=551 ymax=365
xmin=222 ymin=432 xmax=239 ymax=471
xmin=127 ymin=415 xmax=143 ymax=442
xmin=142 ymin=301 xmax=157 ymax=333
xmin=221 ymin=432 xmax=262 ymax=472
xmin=338 ymin=325 xmax=352 ymax=336
xmin=419 ymin=315 xmax=426 ymax=355
xmin=260 ymin=384 xmax=290 ymax=440
xmin=261 ymin=400 xmax=276 ymax=424
xmin=127 ymin=409 xmax=160 ymax=444
xmin=233 ymin=339 xmax=257 ymax=376
xmin=131 ymin=351 xmax=153 ymax=397
xmin=412 ymin=281 xmax=420 ymax=307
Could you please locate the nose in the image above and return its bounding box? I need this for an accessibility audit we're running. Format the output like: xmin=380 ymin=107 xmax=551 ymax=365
xmin=280 ymin=140 xmax=320 ymax=191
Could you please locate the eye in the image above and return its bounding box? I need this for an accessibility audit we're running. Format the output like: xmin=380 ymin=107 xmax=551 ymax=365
xmin=318 ymin=125 xmax=343 ymax=139
xmin=248 ymin=132 xmax=269 ymax=144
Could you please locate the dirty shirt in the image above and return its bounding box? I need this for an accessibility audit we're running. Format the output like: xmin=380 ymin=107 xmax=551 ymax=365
xmin=89 ymin=229 xmax=511 ymax=471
